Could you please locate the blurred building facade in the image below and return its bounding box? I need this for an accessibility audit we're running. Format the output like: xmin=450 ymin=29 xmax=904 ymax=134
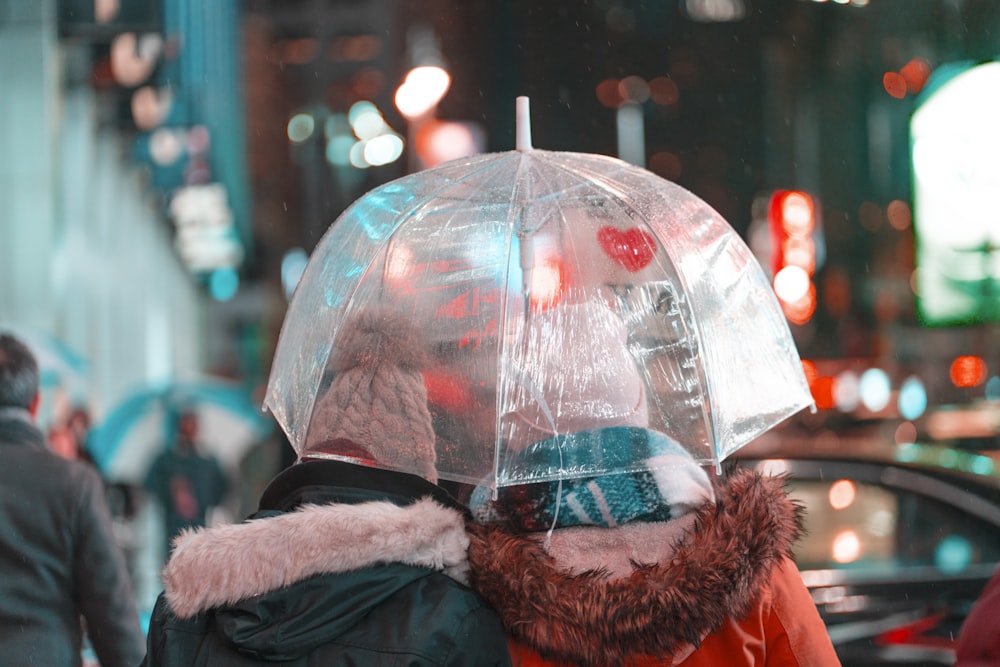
xmin=0 ymin=0 xmax=206 ymax=425
xmin=0 ymin=0 xmax=265 ymax=427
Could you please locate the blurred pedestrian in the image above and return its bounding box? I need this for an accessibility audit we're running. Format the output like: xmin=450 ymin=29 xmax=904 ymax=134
xmin=0 ymin=332 xmax=144 ymax=667
xmin=66 ymin=405 xmax=99 ymax=467
xmin=955 ymin=565 xmax=1000 ymax=666
xmin=141 ymin=309 xmax=511 ymax=666
xmin=463 ymin=305 xmax=841 ymax=667
xmin=142 ymin=409 xmax=230 ymax=560
xmin=49 ymin=423 xmax=82 ymax=460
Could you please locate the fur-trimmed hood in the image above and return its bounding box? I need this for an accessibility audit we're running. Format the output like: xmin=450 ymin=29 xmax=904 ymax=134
xmin=467 ymin=468 xmax=803 ymax=666
xmin=163 ymin=496 xmax=470 ymax=619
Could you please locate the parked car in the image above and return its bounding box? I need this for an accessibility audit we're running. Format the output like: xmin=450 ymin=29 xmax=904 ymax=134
xmin=734 ymin=439 xmax=1000 ymax=666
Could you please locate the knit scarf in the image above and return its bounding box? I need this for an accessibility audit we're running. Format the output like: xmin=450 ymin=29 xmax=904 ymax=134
xmin=470 ymin=427 xmax=714 ymax=532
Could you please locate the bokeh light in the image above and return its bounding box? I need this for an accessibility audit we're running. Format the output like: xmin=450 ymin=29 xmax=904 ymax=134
xmin=110 ymin=33 xmax=162 ymax=87
xmin=349 ymin=101 xmax=389 ymax=140
xmin=280 ymin=248 xmax=309 ymax=300
xmin=363 ymin=134 xmax=404 ymax=166
xmin=774 ymin=266 xmax=816 ymax=325
xmin=950 ymin=355 xmax=988 ymax=388
xmin=886 ymin=199 xmax=912 ymax=230
xmin=596 ymin=79 xmax=624 ymax=108
xmin=95 ymin=0 xmax=120 ymax=24
xmin=900 ymin=57 xmax=932 ymax=94
xmin=348 ymin=141 xmax=367 ymax=168
xmin=148 ymin=128 xmax=184 ymax=166
xmin=287 ymin=113 xmax=315 ymax=143
xmin=897 ymin=376 xmax=927 ymax=420
xmin=131 ymin=86 xmax=172 ymax=131
xmin=883 ymin=71 xmax=907 ymax=99
xmin=859 ymin=368 xmax=891 ymax=412
xmin=935 ymin=535 xmax=973 ymax=574
xmin=618 ymin=75 xmax=650 ymax=103
xmin=812 ymin=375 xmax=836 ymax=410
xmin=828 ymin=479 xmax=856 ymax=510
xmin=833 ymin=370 xmax=860 ymax=412
xmin=832 ymin=530 xmax=861 ymax=563
xmin=773 ymin=265 xmax=811 ymax=303
xmin=209 ymin=267 xmax=239 ymax=302
xmin=781 ymin=192 xmax=815 ymax=236
xmin=649 ymin=77 xmax=679 ymax=106
xmin=395 ymin=66 xmax=451 ymax=119
xmin=414 ymin=120 xmax=484 ymax=167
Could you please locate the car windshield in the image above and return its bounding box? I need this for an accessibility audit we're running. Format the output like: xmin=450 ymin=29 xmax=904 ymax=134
xmin=787 ymin=476 xmax=1000 ymax=576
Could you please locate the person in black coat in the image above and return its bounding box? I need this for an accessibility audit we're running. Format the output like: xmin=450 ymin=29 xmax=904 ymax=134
xmin=141 ymin=310 xmax=511 ymax=666
xmin=0 ymin=333 xmax=144 ymax=667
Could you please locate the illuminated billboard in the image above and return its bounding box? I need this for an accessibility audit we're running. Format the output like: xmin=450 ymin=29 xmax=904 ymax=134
xmin=911 ymin=61 xmax=1000 ymax=326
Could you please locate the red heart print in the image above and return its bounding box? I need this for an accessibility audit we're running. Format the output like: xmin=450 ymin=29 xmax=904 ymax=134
xmin=597 ymin=226 xmax=657 ymax=272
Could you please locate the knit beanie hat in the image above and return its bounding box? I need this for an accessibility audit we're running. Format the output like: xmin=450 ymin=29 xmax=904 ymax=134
xmin=470 ymin=426 xmax=714 ymax=531
xmin=503 ymin=301 xmax=648 ymax=452
xmin=304 ymin=308 xmax=438 ymax=483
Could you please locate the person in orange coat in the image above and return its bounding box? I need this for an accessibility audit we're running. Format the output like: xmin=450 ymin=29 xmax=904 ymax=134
xmin=465 ymin=425 xmax=841 ymax=667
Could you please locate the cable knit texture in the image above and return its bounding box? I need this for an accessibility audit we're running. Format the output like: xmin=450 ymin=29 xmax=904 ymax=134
xmin=304 ymin=308 xmax=437 ymax=482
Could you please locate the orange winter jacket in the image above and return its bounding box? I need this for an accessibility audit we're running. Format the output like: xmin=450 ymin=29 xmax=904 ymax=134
xmin=469 ymin=470 xmax=841 ymax=667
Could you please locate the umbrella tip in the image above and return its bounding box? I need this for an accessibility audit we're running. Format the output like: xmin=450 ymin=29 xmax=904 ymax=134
xmin=516 ymin=96 xmax=533 ymax=151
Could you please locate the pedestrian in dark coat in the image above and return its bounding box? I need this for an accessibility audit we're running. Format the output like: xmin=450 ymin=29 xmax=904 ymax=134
xmin=0 ymin=333 xmax=145 ymax=667
xmin=141 ymin=310 xmax=511 ymax=666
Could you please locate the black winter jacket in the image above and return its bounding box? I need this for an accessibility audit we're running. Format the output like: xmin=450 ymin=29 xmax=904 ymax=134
xmin=141 ymin=459 xmax=512 ymax=666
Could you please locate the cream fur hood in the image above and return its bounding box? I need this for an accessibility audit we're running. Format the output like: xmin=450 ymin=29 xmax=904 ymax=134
xmin=162 ymin=496 xmax=471 ymax=619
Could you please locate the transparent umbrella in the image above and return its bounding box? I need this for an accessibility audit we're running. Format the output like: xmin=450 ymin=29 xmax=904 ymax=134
xmin=265 ymin=98 xmax=812 ymax=492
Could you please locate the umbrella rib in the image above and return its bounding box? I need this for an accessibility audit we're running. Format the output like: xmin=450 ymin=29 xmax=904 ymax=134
xmin=491 ymin=152 xmax=534 ymax=493
xmin=537 ymin=153 xmax=721 ymax=461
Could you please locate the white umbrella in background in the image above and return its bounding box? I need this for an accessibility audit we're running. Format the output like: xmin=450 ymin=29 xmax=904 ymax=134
xmin=89 ymin=379 xmax=274 ymax=484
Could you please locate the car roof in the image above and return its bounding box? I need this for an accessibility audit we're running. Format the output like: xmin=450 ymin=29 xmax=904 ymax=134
xmin=733 ymin=434 xmax=1000 ymax=504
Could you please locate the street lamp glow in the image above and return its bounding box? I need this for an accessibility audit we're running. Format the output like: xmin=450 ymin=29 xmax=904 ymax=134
xmin=395 ymin=66 xmax=452 ymax=119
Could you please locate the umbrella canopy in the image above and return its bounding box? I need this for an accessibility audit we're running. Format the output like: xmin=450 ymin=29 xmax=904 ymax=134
xmin=266 ymin=99 xmax=812 ymax=490
xmin=90 ymin=380 xmax=273 ymax=483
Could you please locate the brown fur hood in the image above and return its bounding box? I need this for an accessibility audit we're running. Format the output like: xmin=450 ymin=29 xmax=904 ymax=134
xmin=467 ymin=468 xmax=803 ymax=666
xmin=161 ymin=497 xmax=471 ymax=619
